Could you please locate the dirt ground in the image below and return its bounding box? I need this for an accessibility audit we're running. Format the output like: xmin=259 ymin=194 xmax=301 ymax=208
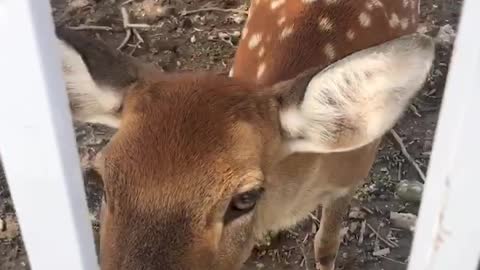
xmin=0 ymin=0 xmax=464 ymax=269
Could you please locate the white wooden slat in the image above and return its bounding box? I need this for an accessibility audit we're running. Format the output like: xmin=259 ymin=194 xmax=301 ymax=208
xmin=407 ymin=0 xmax=480 ymax=269
xmin=0 ymin=1 xmax=98 ymax=269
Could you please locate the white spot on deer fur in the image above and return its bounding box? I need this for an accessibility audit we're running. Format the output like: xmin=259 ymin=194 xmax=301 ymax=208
xmin=359 ymin=12 xmax=371 ymax=27
xmin=277 ymin=16 xmax=287 ymax=26
xmin=257 ymin=62 xmax=266 ymax=79
xmin=271 ymin=0 xmax=286 ymax=10
xmin=389 ymin=13 xmax=400 ymax=28
xmin=400 ymin=18 xmax=409 ymax=30
xmin=229 ymin=67 xmax=234 ymax=77
xmin=365 ymin=0 xmax=383 ymax=10
xmin=302 ymin=0 xmax=317 ymax=3
xmin=318 ymin=16 xmax=334 ymax=31
xmin=258 ymin=46 xmax=265 ymax=57
xmin=280 ymin=25 xmax=294 ymax=39
xmin=324 ymin=0 xmax=338 ymax=4
xmin=248 ymin=33 xmax=263 ymax=49
xmin=242 ymin=27 xmax=249 ymax=39
xmin=346 ymin=29 xmax=356 ymax=40
xmin=323 ymin=43 xmax=336 ymax=60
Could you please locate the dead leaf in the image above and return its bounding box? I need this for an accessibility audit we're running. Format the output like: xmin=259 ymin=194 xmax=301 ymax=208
xmin=0 ymin=216 xmax=20 ymax=240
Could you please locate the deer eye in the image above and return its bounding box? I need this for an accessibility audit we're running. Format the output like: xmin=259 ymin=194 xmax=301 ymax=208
xmin=224 ymin=188 xmax=264 ymax=224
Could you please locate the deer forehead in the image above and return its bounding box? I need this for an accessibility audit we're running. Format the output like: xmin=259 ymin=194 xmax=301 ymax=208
xmin=100 ymin=78 xmax=272 ymax=206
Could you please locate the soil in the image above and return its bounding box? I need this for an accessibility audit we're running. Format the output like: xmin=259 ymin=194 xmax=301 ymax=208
xmin=0 ymin=0 xmax=464 ymax=269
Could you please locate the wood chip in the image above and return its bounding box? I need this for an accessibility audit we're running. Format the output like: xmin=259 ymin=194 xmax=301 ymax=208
xmin=0 ymin=216 xmax=20 ymax=240
xmin=373 ymin=248 xmax=391 ymax=257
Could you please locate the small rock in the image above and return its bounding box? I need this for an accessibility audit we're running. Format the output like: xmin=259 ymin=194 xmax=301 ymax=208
xmin=417 ymin=24 xmax=429 ymax=34
xmin=396 ymin=180 xmax=423 ymax=203
xmin=230 ymin=13 xmax=246 ymax=24
xmin=68 ymin=0 xmax=90 ymax=9
xmin=256 ymin=262 xmax=265 ymax=269
xmin=436 ymin=24 xmax=456 ymax=46
xmin=231 ymin=30 xmax=241 ymax=38
xmin=390 ymin=212 xmax=417 ymax=231
xmin=349 ymin=207 xmax=366 ymax=219
xmin=131 ymin=0 xmax=175 ymax=24
xmin=190 ymin=35 xmax=196 ymax=43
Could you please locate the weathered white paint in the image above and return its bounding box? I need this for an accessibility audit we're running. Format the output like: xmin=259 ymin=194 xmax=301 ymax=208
xmin=408 ymin=1 xmax=480 ymax=269
xmin=0 ymin=0 xmax=98 ymax=270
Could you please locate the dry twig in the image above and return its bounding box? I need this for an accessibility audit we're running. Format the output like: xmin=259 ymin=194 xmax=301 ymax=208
xmin=390 ymin=129 xmax=427 ymax=183
xmin=181 ymin=7 xmax=248 ymax=16
xmin=118 ymin=7 xmax=150 ymax=51
xmin=121 ymin=6 xmax=151 ymax=28
xmin=117 ymin=28 xmax=132 ymax=50
xmin=366 ymin=223 xmax=399 ymax=248
xmin=379 ymin=255 xmax=407 ymax=265
xmin=68 ymin=25 xmax=113 ymax=31
xmin=358 ymin=220 xmax=366 ymax=245
xmin=309 ymin=213 xmax=321 ymax=225
xmin=132 ymin=28 xmax=144 ymax=43
xmin=121 ymin=0 xmax=135 ymax=5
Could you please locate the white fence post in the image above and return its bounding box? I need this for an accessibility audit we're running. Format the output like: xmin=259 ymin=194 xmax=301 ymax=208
xmin=0 ymin=1 xmax=98 ymax=270
xmin=407 ymin=0 xmax=480 ymax=269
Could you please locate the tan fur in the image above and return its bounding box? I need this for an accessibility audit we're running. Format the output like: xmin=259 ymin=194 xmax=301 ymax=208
xmin=55 ymin=1 xmax=433 ymax=270
xmin=232 ymin=1 xmax=422 ymax=269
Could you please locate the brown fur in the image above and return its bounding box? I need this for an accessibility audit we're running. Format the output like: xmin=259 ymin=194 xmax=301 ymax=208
xmin=56 ymin=1 xmax=426 ymax=269
xmin=231 ymin=1 xmax=419 ymax=269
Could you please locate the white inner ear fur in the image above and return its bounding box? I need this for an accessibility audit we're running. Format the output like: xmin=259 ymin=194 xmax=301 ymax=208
xmin=281 ymin=33 xmax=435 ymax=154
xmin=59 ymin=40 xmax=123 ymax=128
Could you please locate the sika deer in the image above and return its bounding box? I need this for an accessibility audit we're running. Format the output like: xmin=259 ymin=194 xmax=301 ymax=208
xmin=57 ymin=0 xmax=433 ymax=269
xmin=229 ymin=0 xmax=426 ymax=269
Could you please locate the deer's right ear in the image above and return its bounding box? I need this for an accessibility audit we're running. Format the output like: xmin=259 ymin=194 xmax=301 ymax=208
xmin=274 ymin=33 xmax=435 ymax=154
xmin=57 ymin=29 xmax=138 ymax=128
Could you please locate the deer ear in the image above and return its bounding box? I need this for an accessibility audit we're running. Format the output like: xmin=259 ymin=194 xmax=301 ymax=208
xmin=276 ymin=33 xmax=435 ymax=153
xmin=57 ymin=29 xmax=139 ymax=128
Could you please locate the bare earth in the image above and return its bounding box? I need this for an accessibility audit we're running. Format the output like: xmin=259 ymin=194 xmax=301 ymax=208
xmin=0 ymin=0 xmax=464 ymax=269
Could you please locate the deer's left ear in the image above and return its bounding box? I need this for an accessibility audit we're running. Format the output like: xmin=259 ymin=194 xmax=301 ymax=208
xmin=57 ymin=28 xmax=139 ymax=128
xmin=275 ymin=33 xmax=435 ymax=154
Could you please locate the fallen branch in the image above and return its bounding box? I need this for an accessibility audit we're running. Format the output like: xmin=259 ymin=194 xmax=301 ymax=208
xmin=132 ymin=28 xmax=144 ymax=43
xmin=181 ymin=7 xmax=248 ymax=16
xmin=117 ymin=28 xmax=132 ymax=50
xmin=366 ymin=223 xmax=399 ymax=248
xmin=121 ymin=6 xmax=151 ymax=28
xmin=390 ymin=129 xmax=427 ymax=183
xmin=68 ymin=25 xmax=113 ymax=31
xmin=118 ymin=7 xmax=149 ymax=51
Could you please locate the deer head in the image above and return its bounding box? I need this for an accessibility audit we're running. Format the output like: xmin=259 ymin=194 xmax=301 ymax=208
xmin=58 ymin=28 xmax=434 ymax=270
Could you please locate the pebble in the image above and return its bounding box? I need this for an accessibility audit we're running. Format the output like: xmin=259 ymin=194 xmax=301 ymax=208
xmin=436 ymin=24 xmax=456 ymax=46
xmin=396 ymin=180 xmax=423 ymax=203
